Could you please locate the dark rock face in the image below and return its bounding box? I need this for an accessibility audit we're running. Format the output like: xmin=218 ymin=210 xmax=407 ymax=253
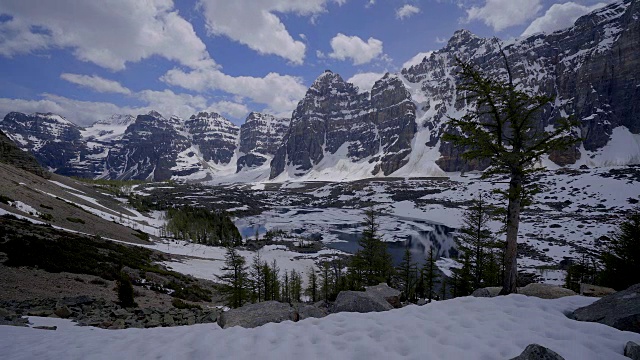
xmin=185 ymin=112 xmax=239 ymax=165
xmin=237 ymin=112 xmax=290 ymax=172
xmin=626 ymin=341 xmax=640 ymax=360
xmin=509 ymin=344 xmax=565 ymax=360
xmin=0 ymin=129 xmax=49 ymax=178
xmin=401 ymin=0 xmax=640 ymax=171
xmin=364 ymin=283 xmax=402 ymax=308
xmin=106 ymin=112 xmax=192 ymax=181
xmin=270 ymin=71 xmax=416 ymax=179
xmin=0 ymin=112 xmax=93 ymax=177
xmin=570 ymin=283 xmax=640 ymax=333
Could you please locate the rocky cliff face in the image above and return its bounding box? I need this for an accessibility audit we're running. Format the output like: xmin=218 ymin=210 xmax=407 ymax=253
xmin=0 ymin=112 xmax=94 ymax=177
xmin=401 ymin=0 xmax=639 ymax=171
xmin=0 ymin=129 xmax=49 ymax=178
xmin=105 ymin=111 xmax=192 ymax=181
xmin=270 ymin=71 xmax=416 ymax=179
xmin=237 ymin=112 xmax=290 ymax=171
xmin=185 ymin=112 xmax=240 ymax=165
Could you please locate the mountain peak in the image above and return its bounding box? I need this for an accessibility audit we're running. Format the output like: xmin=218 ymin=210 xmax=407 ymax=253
xmin=147 ymin=110 xmax=164 ymax=119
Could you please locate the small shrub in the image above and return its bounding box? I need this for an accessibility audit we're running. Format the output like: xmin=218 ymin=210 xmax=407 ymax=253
xmin=39 ymin=213 xmax=54 ymax=221
xmin=132 ymin=230 xmax=150 ymax=241
xmin=171 ymin=298 xmax=202 ymax=310
xmin=116 ymin=272 xmax=136 ymax=308
xmin=66 ymin=217 xmax=85 ymax=224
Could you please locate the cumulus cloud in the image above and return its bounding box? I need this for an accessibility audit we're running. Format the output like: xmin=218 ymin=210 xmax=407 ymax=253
xmin=465 ymin=0 xmax=543 ymax=32
xmin=347 ymin=72 xmax=384 ymax=93
xmin=521 ymin=2 xmax=608 ymax=37
xmin=328 ymin=33 xmax=384 ymax=65
xmin=197 ymin=0 xmax=345 ymax=64
xmin=0 ymin=0 xmax=214 ymax=71
xmin=402 ymin=51 xmax=433 ymax=69
xmin=396 ymin=5 xmax=420 ymax=20
xmin=208 ymin=101 xmax=250 ymax=119
xmin=161 ymin=68 xmax=307 ymax=115
xmin=60 ymin=74 xmax=131 ymax=95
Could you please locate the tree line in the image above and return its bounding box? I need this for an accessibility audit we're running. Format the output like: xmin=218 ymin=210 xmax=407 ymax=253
xmin=162 ymin=206 xmax=242 ymax=247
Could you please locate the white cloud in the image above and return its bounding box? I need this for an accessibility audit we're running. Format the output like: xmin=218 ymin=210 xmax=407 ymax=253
xmin=328 ymin=33 xmax=384 ymax=65
xmin=465 ymin=0 xmax=543 ymax=32
xmin=396 ymin=5 xmax=420 ymax=20
xmin=197 ymin=0 xmax=345 ymax=65
xmin=60 ymin=73 xmax=131 ymax=95
xmin=402 ymin=51 xmax=433 ymax=69
xmin=0 ymin=0 xmax=214 ymax=71
xmin=161 ymin=68 xmax=307 ymax=115
xmin=521 ymin=2 xmax=608 ymax=37
xmin=208 ymin=101 xmax=250 ymax=119
xmin=435 ymin=36 xmax=447 ymax=44
xmin=347 ymin=72 xmax=384 ymax=93
xmin=0 ymin=91 xmax=249 ymax=126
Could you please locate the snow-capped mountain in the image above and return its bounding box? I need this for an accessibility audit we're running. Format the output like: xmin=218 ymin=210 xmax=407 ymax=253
xmin=270 ymin=0 xmax=640 ymax=180
xmin=0 ymin=112 xmax=96 ymax=177
xmin=270 ymin=71 xmax=416 ymax=179
xmin=237 ymin=112 xmax=290 ymax=172
xmin=0 ymin=0 xmax=638 ymax=182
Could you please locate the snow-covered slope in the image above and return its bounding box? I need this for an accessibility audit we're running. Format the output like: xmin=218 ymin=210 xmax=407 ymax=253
xmin=1 ymin=295 xmax=638 ymax=360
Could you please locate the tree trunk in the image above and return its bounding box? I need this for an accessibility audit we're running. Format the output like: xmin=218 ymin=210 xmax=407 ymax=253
xmin=500 ymin=172 xmax=522 ymax=295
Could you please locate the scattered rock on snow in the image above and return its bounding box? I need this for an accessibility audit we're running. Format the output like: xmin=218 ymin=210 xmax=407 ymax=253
xmin=509 ymin=344 xmax=565 ymax=360
xmin=625 ymin=341 xmax=640 ymax=360
xmin=217 ymin=301 xmax=296 ymax=329
xmin=333 ymin=291 xmax=393 ymax=313
xmin=518 ymin=283 xmax=576 ymax=299
xmin=570 ymin=283 xmax=640 ymax=333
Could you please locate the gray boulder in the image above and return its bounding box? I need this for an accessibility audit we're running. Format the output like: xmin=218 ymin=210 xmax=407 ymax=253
xmin=471 ymin=287 xmax=502 ymax=298
xmin=333 ymin=291 xmax=393 ymax=313
xmin=365 ymin=283 xmax=401 ymax=308
xmin=570 ymin=283 xmax=640 ymax=333
xmin=295 ymin=304 xmax=327 ymax=320
xmin=580 ymin=283 xmax=616 ymax=297
xmin=518 ymin=283 xmax=576 ymax=299
xmin=625 ymin=341 xmax=640 ymax=360
xmin=510 ymin=344 xmax=564 ymax=360
xmin=217 ymin=301 xmax=296 ymax=329
xmin=54 ymin=306 xmax=72 ymax=318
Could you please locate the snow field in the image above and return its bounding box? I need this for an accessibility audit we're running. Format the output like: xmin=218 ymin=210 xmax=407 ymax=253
xmin=1 ymin=295 xmax=639 ymax=360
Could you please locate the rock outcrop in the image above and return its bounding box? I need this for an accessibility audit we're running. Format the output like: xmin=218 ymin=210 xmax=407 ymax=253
xmin=509 ymin=344 xmax=565 ymax=360
xmin=570 ymin=283 xmax=640 ymax=333
xmin=626 ymin=341 xmax=640 ymax=360
xmin=217 ymin=301 xmax=296 ymax=329
xmin=0 ymin=129 xmax=49 ymax=178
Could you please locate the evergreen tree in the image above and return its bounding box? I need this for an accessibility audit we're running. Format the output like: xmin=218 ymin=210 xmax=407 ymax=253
xmin=305 ymin=266 xmax=319 ymax=303
xmin=423 ymin=248 xmax=440 ymax=302
xmin=249 ymin=252 xmax=265 ymax=302
xmin=319 ymin=261 xmax=334 ymax=301
xmin=397 ymin=247 xmax=418 ymax=302
xmin=217 ymin=246 xmax=249 ymax=308
xmin=443 ymin=54 xmax=579 ymax=294
xmin=600 ymin=209 xmax=640 ymax=290
xmin=290 ymin=269 xmax=303 ymax=303
xmin=451 ymin=252 xmax=474 ymax=297
xmin=281 ymin=270 xmax=291 ymax=303
xmin=350 ymin=209 xmax=394 ymax=287
xmin=456 ymin=193 xmax=495 ymax=290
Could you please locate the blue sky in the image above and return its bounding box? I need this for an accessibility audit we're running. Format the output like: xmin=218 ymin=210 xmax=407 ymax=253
xmin=0 ymin=0 xmax=612 ymax=126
